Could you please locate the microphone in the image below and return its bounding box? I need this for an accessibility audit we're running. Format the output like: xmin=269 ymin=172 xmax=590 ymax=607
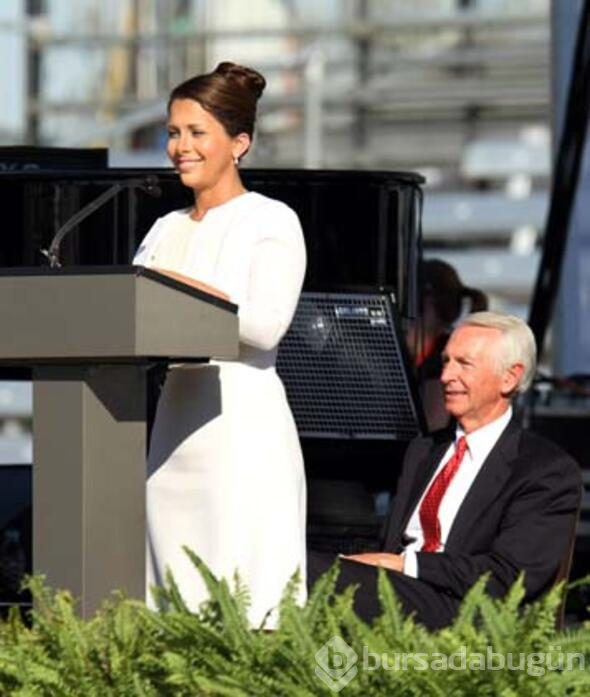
xmin=41 ymin=175 xmax=161 ymax=268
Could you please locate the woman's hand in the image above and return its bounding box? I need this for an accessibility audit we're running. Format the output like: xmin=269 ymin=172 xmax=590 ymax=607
xmin=152 ymin=267 xmax=230 ymax=301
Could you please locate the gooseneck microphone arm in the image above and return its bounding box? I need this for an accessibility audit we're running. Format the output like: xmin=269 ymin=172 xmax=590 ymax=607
xmin=41 ymin=175 xmax=161 ymax=268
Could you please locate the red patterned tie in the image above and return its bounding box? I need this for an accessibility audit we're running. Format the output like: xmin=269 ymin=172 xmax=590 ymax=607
xmin=419 ymin=436 xmax=468 ymax=552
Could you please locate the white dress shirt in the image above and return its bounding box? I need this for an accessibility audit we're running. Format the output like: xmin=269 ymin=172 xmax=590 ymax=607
xmin=403 ymin=407 xmax=513 ymax=578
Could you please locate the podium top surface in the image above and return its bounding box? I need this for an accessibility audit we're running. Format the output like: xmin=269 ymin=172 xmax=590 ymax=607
xmin=0 ymin=265 xmax=239 ymax=364
xmin=0 ymin=265 xmax=237 ymax=314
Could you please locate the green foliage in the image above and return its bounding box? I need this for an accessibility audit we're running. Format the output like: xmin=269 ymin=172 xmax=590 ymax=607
xmin=0 ymin=556 xmax=588 ymax=696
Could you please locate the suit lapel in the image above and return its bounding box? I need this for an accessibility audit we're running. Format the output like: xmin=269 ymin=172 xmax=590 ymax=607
xmin=404 ymin=441 xmax=450 ymax=523
xmin=390 ymin=432 xmax=453 ymax=544
xmin=446 ymin=419 xmax=521 ymax=549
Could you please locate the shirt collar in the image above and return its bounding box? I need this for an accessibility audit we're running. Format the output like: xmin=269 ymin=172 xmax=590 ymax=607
xmin=456 ymin=406 xmax=513 ymax=461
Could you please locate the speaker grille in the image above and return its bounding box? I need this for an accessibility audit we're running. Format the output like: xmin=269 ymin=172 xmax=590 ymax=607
xmin=276 ymin=292 xmax=422 ymax=440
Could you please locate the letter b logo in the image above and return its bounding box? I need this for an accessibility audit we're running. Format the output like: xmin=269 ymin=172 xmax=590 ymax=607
xmin=315 ymin=636 xmax=358 ymax=691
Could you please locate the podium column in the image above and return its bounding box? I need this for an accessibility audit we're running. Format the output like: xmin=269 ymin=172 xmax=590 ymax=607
xmin=33 ymin=364 xmax=147 ymax=618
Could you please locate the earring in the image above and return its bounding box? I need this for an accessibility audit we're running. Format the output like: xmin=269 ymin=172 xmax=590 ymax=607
xmin=233 ymin=155 xmax=239 ymax=166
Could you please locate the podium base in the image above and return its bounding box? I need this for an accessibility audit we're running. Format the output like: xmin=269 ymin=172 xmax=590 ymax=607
xmin=33 ymin=365 xmax=147 ymax=617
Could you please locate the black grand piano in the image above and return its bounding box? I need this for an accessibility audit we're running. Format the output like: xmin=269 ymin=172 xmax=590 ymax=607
xmin=0 ymin=147 xmax=423 ymax=306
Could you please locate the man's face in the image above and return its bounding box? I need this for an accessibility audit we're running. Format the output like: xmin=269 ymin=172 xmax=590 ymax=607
xmin=440 ymin=325 xmax=514 ymax=433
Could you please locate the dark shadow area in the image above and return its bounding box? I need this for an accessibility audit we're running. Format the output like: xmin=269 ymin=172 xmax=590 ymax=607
xmin=0 ymin=466 xmax=32 ymax=618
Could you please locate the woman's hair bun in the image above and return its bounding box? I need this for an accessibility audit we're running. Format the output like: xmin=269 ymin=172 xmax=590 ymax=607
xmin=214 ymin=61 xmax=266 ymax=99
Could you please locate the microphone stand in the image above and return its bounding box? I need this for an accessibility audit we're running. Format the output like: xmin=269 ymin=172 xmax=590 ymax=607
xmin=41 ymin=175 xmax=161 ymax=268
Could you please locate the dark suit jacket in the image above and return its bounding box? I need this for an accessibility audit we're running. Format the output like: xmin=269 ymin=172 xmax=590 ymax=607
xmin=383 ymin=418 xmax=582 ymax=601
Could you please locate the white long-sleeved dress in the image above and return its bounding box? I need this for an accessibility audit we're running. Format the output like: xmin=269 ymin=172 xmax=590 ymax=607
xmin=133 ymin=191 xmax=307 ymax=626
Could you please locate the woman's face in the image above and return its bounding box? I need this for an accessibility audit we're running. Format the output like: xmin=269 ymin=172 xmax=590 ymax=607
xmin=166 ymin=98 xmax=249 ymax=193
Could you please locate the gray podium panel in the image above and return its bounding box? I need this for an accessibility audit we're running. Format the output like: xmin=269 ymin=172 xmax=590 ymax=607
xmin=33 ymin=365 xmax=147 ymax=617
xmin=135 ymin=273 xmax=237 ymax=359
xmin=0 ymin=267 xmax=238 ymax=362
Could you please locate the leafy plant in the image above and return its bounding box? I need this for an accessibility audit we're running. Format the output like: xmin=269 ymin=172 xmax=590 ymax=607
xmin=0 ymin=552 xmax=588 ymax=696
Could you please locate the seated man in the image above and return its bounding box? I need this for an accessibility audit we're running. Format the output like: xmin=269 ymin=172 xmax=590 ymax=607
xmin=308 ymin=312 xmax=582 ymax=630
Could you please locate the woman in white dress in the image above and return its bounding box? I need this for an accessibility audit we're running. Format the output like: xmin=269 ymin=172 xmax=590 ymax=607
xmin=133 ymin=62 xmax=306 ymax=627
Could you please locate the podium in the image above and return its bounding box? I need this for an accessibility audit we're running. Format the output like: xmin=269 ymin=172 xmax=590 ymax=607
xmin=0 ymin=266 xmax=238 ymax=616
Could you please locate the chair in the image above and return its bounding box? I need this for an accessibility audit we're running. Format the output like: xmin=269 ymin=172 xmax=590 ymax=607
xmin=553 ymin=504 xmax=581 ymax=630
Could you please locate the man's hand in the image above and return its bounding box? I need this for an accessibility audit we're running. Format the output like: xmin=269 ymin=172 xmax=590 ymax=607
xmin=339 ymin=552 xmax=405 ymax=573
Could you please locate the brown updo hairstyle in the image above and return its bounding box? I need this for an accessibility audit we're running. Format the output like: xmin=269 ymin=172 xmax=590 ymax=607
xmin=168 ymin=62 xmax=266 ymax=154
xmin=422 ymin=259 xmax=488 ymax=326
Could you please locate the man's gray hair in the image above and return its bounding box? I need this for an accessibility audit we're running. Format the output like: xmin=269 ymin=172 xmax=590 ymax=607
xmin=459 ymin=311 xmax=537 ymax=393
